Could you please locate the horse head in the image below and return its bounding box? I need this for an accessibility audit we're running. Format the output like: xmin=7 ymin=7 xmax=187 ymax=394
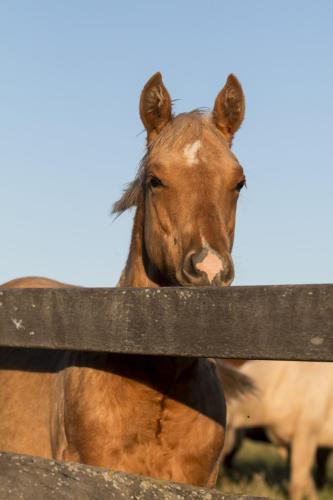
xmin=114 ymin=73 xmax=246 ymax=287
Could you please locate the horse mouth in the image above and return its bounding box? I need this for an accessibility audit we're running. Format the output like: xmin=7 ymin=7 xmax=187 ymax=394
xmin=176 ymin=275 xmax=234 ymax=287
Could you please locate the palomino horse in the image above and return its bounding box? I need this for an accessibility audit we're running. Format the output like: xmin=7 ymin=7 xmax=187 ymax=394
xmin=0 ymin=72 xmax=246 ymax=486
xmin=224 ymin=361 xmax=333 ymax=500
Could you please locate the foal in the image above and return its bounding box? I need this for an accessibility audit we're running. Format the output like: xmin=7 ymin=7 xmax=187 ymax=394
xmin=0 ymin=72 xmax=246 ymax=486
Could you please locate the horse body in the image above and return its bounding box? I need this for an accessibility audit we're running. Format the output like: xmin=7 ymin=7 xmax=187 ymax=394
xmin=225 ymin=361 xmax=333 ymax=499
xmin=0 ymin=344 xmax=224 ymax=484
xmin=0 ymin=72 xmax=246 ymax=486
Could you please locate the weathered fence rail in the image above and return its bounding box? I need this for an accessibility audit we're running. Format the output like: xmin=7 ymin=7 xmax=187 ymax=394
xmin=0 ymin=283 xmax=332 ymax=499
xmin=0 ymin=452 xmax=263 ymax=500
xmin=0 ymin=284 xmax=332 ymax=360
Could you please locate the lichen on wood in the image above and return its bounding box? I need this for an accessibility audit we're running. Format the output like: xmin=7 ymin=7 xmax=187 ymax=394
xmin=0 ymin=452 xmax=269 ymax=500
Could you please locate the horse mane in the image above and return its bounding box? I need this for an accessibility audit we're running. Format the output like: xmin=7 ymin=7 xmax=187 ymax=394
xmin=112 ymin=110 xmax=213 ymax=215
xmin=112 ymin=156 xmax=146 ymax=215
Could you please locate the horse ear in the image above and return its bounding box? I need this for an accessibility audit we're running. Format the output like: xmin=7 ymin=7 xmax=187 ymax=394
xmin=140 ymin=72 xmax=172 ymax=143
xmin=213 ymin=74 xmax=245 ymax=146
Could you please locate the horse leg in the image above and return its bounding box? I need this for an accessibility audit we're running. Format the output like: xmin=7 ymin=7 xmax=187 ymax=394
xmin=315 ymin=447 xmax=330 ymax=489
xmin=206 ymin=450 xmax=224 ymax=487
xmin=290 ymin=429 xmax=318 ymax=500
xmin=222 ymin=428 xmax=244 ymax=470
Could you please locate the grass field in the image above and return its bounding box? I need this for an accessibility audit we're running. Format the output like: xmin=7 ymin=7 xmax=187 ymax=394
xmin=218 ymin=440 xmax=333 ymax=499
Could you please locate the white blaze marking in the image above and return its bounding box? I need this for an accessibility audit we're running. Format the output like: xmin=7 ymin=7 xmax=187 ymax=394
xmin=196 ymin=252 xmax=224 ymax=283
xmin=183 ymin=140 xmax=201 ymax=166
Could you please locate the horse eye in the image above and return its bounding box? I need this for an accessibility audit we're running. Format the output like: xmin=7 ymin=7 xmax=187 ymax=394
xmin=149 ymin=176 xmax=163 ymax=189
xmin=235 ymin=179 xmax=246 ymax=192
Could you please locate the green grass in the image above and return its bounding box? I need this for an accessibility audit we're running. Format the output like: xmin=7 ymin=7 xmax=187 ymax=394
xmin=218 ymin=439 xmax=333 ymax=499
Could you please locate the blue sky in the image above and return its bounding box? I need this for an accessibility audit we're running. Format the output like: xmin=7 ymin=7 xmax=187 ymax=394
xmin=1 ymin=1 xmax=332 ymax=287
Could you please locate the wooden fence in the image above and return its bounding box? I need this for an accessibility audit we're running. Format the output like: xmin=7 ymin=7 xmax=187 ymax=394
xmin=0 ymin=284 xmax=332 ymax=499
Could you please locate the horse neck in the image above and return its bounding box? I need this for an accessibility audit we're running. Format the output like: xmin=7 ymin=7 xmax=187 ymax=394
xmin=117 ymin=197 xmax=160 ymax=288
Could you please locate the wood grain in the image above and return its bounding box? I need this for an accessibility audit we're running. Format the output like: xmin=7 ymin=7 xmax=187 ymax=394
xmin=0 ymin=285 xmax=332 ymax=360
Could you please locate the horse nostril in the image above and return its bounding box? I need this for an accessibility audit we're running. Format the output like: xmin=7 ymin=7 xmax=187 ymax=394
xmin=183 ymin=251 xmax=199 ymax=277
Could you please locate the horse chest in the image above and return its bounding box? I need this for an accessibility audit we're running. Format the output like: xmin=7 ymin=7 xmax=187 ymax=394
xmin=61 ymin=357 xmax=225 ymax=485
